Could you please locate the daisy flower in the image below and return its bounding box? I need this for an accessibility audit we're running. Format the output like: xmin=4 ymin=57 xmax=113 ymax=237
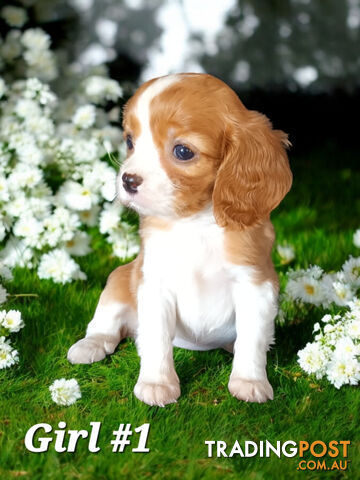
xmin=0 ymin=336 xmax=19 ymax=369
xmin=56 ymin=180 xmax=98 ymax=211
xmin=297 ymin=342 xmax=329 ymax=378
xmin=78 ymin=205 xmax=100 ymax=227
xmin=37 ymin=249 xmax=87 ymax=284
xmin=286 ymin=274 xmax=326 ymax=306
xmin=49 ymin=378 xmax=81 ymax=406
xmin=0 ymin=285 xmax=8 ymax=305
xmin=99 ymin=202 xmax=123 ymax=234
xmin=326 ymin=356 xmax=360 ymax=389
xmin=63 ymin=231 xmax=92 ymax=257
xmin=0 ymin=263 xmax=13 ymax=282
xmin=0 ymin=310 xmax=24 ymax=334
xmin=354 ymin=229 xmax=360 ymax=248
xmin=342 ymin=256 xmax=360 ymax=286
xmin=72 ymin=104 xmax=96 ymax=129
xmin=277 ymin=244 xmax=295 ymax=264
xmin=322 ymin=274 xmax=356 ymax=307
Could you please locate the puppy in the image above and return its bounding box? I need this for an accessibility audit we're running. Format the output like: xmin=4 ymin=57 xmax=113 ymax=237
xmin=68 ymin=73 xmax=292 ymax=407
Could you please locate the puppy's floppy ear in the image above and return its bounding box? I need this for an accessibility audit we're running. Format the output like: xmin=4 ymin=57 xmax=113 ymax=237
xmin=213 ymin=110 xmax=292 ymax=229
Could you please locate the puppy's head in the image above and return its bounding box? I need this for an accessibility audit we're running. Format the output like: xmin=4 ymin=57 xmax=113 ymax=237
xmin=119 ymin=73 xmax=292 ymax=228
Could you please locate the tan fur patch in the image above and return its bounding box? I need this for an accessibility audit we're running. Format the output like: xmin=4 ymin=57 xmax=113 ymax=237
xmin=140 ymin=216 xmax=172 ymax=236
xmin=100 ymin=251 xmax=144 ymax=310
xmin=224 ymin=220 xmax=279 ymax=289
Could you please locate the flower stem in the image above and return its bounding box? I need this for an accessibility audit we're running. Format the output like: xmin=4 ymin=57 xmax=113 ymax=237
xmin=9 ymin=293 xmax=39 ymax=298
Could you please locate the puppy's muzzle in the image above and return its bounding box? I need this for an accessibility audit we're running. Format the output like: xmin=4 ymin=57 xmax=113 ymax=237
xmin=122 ymin=172 xmax=143 ymax=194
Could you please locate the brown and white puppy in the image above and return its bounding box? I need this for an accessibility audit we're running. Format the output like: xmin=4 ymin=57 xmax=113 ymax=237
xmin=68 ymin=73 xmax=292 ymax=407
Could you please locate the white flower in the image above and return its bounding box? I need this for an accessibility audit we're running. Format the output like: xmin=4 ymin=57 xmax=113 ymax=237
xmin=42 ymin=207 xmax=80 ymax=247
xmin=0 ymin=263 xmax=13 ymax=282
xmin=1 ymin=30 xmax=22 ymax=62
xmin=111 ymin=235 xmax=128 ymax=259
xmin=13 ymin=215 xmax=44 ymax=248
xmin=24 ymin=116 xmax=55 ymax=143
xmin=0 ymin=224 xmax=5 ymax=243
xmin=0 ymin=176 xmax=9 ymax=202
xmin=110 ymin=230 xmax=140 ymax=259
xmin=342 ymin=256 xmax=360 ymax=286
xmin=346 ymin=319 xmax=360 ymax=340
xmin=333 ymin=337 xmax=360 ymax=359
xmin=1 ymin=6 xmax=28 ymax=27
xmin=24 ymin=78 xmax=57 ymax=105
xmin=16 ymin=143 xmax=44 ymax=166
xmin=49 ymin=378 xmax=81 ymax=406
xmin=24 ymin=49 xmax=58 ymax=82
xmin=8 ymin=164 xmax=43 ymax=189
xmin=354 ymin=229 xmax=360 ymax=248
xmin=298 ymin=342 xmax=329 ymax=378
xmin=6 ymin=194 xmax=28 ymax=218
xmin=56 ymin=180 xmax=98 ymax=211
xmin=322 ymin=273 xmax=356 ymax=307
xmin=84 ymin=76 xmax=122 ymax=103
xmin=286 ymin=275 xmax=326 ymax=306
xmin=348 ymin=298 xmax=360 ymax=317
xmin=313 ymin=322 xmax=320 ymax=332
xmin=72 ymin=104 xmax=96 ymax=129
xmin=78 ymin=205 xmax=100 ymax=227
xmin=63 ymin=231 xmax=92 ymax=256
xmin=28 ymin=197 xmax=52 ymax=219
xmin=21 ymin=28 xmax=51 ymax=51
xmin=100 ymin=177 xmax=117 ymax=202
xmin=0 ymin=310 xmax=24 ymax=333
xmin=99 ymin=202 xmax=123 ymax=234
xmin=14 ymin=99 xmax=41 ymax=119
xmin=326 ymin=356 xmax=360 ymax=389
xmin=0 ymin=285 xmax=8 ymax=305
xmin=82 ymin=161 xmax=117 ymax=199
xmin=277 ymin=244 xmax=295 ymax=264
xmin=73 ymin=138 xmax=100 ymax=163
xmin=38 ymin=249 xmax=87 ymax=284
xmin=332 ymin=282 xmax=355 ymax=306
xmin=0 ymin=237 xmax=34 ymax=269
xmin=321 ymin=314 xmax=332 ymax=323
xmin=0 ymin=336 xmax=19 ymax=369
xmin=0 ymin=77 xmax=7 ymax=99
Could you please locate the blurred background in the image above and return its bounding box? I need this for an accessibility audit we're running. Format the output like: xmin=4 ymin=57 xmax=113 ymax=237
xmin=2 ymin=0 xmax=360 ymax=156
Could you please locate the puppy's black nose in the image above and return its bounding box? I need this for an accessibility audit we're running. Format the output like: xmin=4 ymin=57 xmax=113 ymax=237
xmin=122 ymin=172 xmax=143 ymax=194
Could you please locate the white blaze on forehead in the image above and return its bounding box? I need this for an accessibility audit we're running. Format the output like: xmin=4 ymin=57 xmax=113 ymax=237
xmin=119 ymin=74 xmax=181 ymax=218
xmin=135 ymin=74 xmax=180 ymax=133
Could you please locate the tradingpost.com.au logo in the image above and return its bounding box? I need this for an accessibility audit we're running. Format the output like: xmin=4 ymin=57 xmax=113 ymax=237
xmin=205 ymin=440 xmax=351 ymax=471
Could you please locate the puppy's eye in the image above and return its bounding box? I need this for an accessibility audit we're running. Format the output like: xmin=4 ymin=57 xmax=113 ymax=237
xmin=173 ymin=144 xmax=194 ymax=161
xmin=126 ymin=135 xmax=134 ymax=150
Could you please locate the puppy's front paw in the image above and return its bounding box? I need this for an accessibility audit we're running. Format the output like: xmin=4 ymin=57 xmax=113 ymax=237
xmin=67 ymin=334 xmax=119 ymax=364
xmin=134 ymin=381 xmax=180 ymax=407
xmin=228 ymin=377 xmax=273 ymax=403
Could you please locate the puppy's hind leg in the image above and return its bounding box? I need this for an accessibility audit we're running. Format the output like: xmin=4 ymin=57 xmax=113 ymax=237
xmin=67 ymin=261 xmax=139 ymax=364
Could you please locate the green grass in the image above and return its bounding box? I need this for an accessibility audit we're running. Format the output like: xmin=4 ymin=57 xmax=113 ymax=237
xmin=1 ymin=145 xmax=360 ymax=479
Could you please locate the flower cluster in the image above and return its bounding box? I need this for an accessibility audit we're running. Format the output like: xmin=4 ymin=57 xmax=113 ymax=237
xmin=0 ymin=15 xmax=140 ymax=284
xmin=0 ymin=19 xmax=57 ymax=82
xmin=49 ymin=378 xmax=81 ymax=406
xmin=298 ymin=300 xmax=360 ymax=388
xmin=0 ymin=262 xmax=24 ymax=369
xmin=285 ymin=256 xmax=360 ymax=308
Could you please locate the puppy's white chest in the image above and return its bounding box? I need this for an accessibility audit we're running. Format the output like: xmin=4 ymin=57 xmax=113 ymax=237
xmin=142 ymin=216 xmax=236 ymax=349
